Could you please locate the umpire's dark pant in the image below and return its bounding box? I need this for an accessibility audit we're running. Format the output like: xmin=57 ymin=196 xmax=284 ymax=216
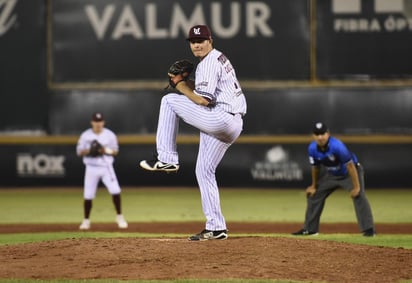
xmin=303 ymin=164 xmax=375 ymax=233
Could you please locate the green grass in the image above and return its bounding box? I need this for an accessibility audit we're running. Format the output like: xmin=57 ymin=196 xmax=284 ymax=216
xmin=0 ymin=187 xmax=411 ymax=223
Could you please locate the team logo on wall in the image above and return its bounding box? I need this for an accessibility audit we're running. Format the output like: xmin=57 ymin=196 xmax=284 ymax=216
xmin=17 ymin=153 xmax=66 ymax=177
xmin=250 ymin=146 xmax=303 ymax=182
xmin=332 ymin=0 xmax=412 ymax=33
xmin=0 ymin=0 xmax=18 ymax=36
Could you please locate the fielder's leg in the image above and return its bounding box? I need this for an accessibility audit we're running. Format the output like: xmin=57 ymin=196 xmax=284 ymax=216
xmin=102 ymin=166 xmax=128 ymax=229
xmin=80 ymin=167 xmax=100 ymax=230
xmin=83 ymin=199 xmax=92 ymax=219
xmin=112 ymin=194 xmax=122 ymax=215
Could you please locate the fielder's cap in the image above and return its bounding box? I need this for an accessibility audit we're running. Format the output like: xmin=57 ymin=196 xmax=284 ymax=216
xmin=91 ymin=112 xmax=104 ymax=122
xmin=312 ymin=122 xmax=328 ymax=135
xmin=187 ymin=25 xmax=212 ymax=41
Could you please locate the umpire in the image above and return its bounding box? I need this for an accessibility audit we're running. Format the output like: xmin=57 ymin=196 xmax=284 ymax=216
xmin=292 ymin=122 xmax=376 ymax=237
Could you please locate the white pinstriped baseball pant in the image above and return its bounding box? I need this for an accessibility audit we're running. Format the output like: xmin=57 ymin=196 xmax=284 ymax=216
xmin=156 ymin=93 xmax=243 ymax=230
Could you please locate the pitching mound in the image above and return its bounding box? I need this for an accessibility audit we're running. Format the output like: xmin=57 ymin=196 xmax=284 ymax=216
xmin=0 ymin=223 xmax=411 ymax=282
xmin=1 ymin=237 xmax=411 ymax=282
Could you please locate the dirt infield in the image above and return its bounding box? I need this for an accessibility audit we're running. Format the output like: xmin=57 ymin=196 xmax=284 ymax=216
xmin=1 ymin=222 xmax=411 ymax=282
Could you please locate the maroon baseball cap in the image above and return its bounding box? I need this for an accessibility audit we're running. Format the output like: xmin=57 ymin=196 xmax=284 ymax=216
xmin=187 ymin=25 xmax=212 ymax=40
xmin=91 ymin=112 xmax=104 ymax=122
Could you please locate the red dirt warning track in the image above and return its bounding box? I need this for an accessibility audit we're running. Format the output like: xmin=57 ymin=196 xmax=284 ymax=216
xmin=0 ymin=221 xmax=411 ymax=234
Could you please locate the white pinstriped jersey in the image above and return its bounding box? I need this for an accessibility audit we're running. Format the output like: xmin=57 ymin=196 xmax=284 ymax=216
xmin=194 ymin=49 xmax=247 ymax=116
xmin=76 ymin=128 xmax=118 ymax=166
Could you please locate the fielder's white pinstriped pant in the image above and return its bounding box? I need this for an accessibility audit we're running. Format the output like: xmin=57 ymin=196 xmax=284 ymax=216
xmin=156 ymin=93 xmax=243 ymax=230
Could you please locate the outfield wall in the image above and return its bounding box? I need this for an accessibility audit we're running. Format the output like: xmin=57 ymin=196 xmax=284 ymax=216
xmin=1 ymin=135 xmax=411 ymax=188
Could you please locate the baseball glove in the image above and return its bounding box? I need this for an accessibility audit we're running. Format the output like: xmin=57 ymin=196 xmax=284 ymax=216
xmin=166 ymin=59 xmax=194 ymax=88
xmin=89 ymin=140 xmax=104 ymax=157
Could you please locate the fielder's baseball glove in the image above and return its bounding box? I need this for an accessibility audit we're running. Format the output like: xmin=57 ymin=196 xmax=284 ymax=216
xmin=167 ymin=59 xmax=194 ymax=88
xmin=89 ymin=140 xmax=103 ymax=157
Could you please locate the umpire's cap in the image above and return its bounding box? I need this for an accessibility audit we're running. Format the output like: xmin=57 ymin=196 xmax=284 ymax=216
xmin=92 ymin=112 xmax=104 ymax=122
xmin=312 ymin=122 xmax=328 ymax=135
xmin=187 ymin=25 xmax=212 ymax=41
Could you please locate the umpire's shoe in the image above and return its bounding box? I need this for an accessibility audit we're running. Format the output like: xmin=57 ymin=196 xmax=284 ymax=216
xmin=139 ymin=159 xmax=179 ymax=172
xmin=188 ymin=229 xmax=228 ymax=241
xmin=292 ymin=229 xmax=319 ymax=236
xmin=362 ymin=228 xmax=376 ymax=237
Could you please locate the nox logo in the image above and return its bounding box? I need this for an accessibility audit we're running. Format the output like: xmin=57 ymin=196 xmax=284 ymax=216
xmin=17 ymin=154 xmax=66 ymax=177
xmin=0 ymin=0 xmax=17 ymax=36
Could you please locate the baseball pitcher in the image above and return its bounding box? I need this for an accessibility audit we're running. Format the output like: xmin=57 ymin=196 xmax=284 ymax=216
xmin=140 ymin=25 xmax=247 ymax=241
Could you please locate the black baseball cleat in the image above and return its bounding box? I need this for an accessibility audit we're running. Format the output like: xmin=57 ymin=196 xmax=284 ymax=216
xmin=362 ymin=228 xmax=376 ymax=237
xmin=292 ymin=229 xmax=319 ymax=236
xmin=188 ymin=229 xmax=228 ymax=241
xmin=139 ymin=159 xmax=179 ymax=172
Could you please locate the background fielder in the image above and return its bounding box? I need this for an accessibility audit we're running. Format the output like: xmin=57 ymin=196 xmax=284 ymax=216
xmin=140 ymin=24 xmax=247 ymax=241
xmin=76 ymin=112 xmax=128 ymax=230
